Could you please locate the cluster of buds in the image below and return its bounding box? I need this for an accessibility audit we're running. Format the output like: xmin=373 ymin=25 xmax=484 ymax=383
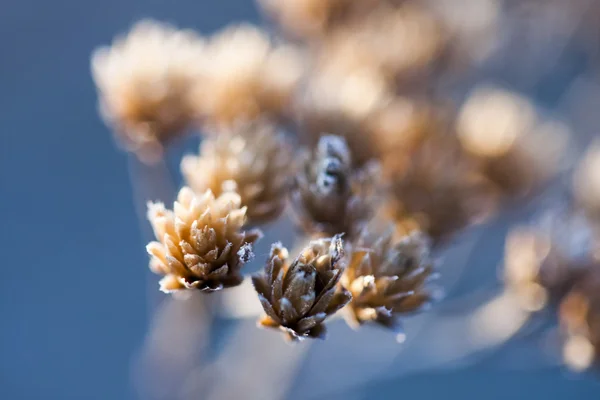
xmin=91 ymin=21 xmax=304 ymax=164
xmin=251 ymin=236 xmax=351 ymax=341
xmin=91 ymin=0 xmax=588 ymax=347
xmin=503 ymin=148 xmax=600 ymax=370
xmin=91 ymin=20 xmax=205 ymax=163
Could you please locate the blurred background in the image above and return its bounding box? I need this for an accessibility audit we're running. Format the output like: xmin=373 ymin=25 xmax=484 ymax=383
xmin=2 ymin=0 xmax=600 ymax=399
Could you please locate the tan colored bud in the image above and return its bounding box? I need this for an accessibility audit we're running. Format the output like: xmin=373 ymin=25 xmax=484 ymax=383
xmin=91 ymin=19 xmax=205 ymax=163
xmin=182 ymin=122 xmax=292 ymax=224
xmin=146 ymin=186 xmax=262 ymax=293
xmin=342 ymin=229 xmax=437 ymax=333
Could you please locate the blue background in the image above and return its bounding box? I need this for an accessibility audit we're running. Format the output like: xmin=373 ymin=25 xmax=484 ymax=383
xmin=1 ymin=0 xmax=599 ymax=398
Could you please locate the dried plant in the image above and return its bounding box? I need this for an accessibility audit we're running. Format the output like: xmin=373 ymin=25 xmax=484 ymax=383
xmin=181 ymin=122 xmax=292 ymax=225
xmin=504 ymin=206 xmax=599 ymax=311
xmin=316 ymin=3 xmax=446 ymax=81
xmin=290 ymin=135 xmax=378 ymax=239
xmin=295 ymin=66 xmax=392 ymax=166
xmin=146 ymin=186 xmax=262 ymax=293
xmin=91 ymin=20 xmax=204 ymax=163
xmin=190 ymin=24 xmax=304 ymax=127
xmin=90 ymin=0 xmax=600 ymax=378
xmin=342 ymin=229 xmax=436 ymax=334
xmin=251 ymin=235 xmax=352 ymax=341
xmin=384 ymin=132 xmax=496 ymax=244
xmin=457 ymin=85 xmax=569 ymax=197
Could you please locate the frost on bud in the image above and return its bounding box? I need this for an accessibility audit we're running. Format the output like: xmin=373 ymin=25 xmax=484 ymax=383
xmin=290 ymin=135 xmax=378 ymax=239
xmin=251 ymin=235 xmax=352 ymax=341
xmin=146 ymin=186 xmax=262 ymax=293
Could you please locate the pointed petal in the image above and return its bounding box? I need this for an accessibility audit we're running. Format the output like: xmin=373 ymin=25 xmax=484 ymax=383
xmin=279 ymin=298 xmax=299 ymax=324
xmin=272 ymin=268 xmax=285 ymax=312
xmin=183 ymin=253 xmax=202 ymax=268
xmin=296 ymin=312 xmax=326 ymax=333
xmin=310 ymin=285 xmax=337 ymax=315
xmin=284 ymin=267 xmax=316 ymax=309
xmin=179 ymin=240 xmax=196 ymax=256
xmin=257 ymin=294 xmax=281 ymax=323
xmin=159 ymin=275 xmax=185 ymax=293
xmin=325 ymin=289 xmax=352 ymax=315
xmin=296 ymin=293 xmax=316 ymax=317
xmin=251 ymin=275 xmax=270 ymax=299
xmin=166 ymin=255 xmax=190 ymax=278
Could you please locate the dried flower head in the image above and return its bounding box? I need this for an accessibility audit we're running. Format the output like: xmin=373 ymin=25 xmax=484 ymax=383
xmin=342 ymin=229 xmax=437 ymax=334
xmin=559 ymin=270 xmax=600 ymax=371
xmin=181 ymin=123 xmax=292 ymax=224
xmin=385 ymin=133 xmax=496 ymax=244
xmin=91 ymin=19 xmax=205 ymax=162
xmin=457 ymin=85 xmax=568 ymax=197
xmin=296 ymin=66 xmax=391 ymax=166
xmin=317 ymin=3 xmax=445 ymax=81
xmin=191 ymin=24 xmax=304 ymax=126
xmin=146 ymin=186 xmax=262 ymax=293
xmin=290 ymin=135 xmax=378 ymax=238
xmin=504 ymin=207 xmax=598 ymax=311
xmin=252 ymin=235 xmax=352 ymax=341
xmin=573 ymin=142 xmax=600 ymax=221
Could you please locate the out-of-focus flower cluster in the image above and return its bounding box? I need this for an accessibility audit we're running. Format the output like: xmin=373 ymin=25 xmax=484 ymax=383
xmin=504 ymin=148 xmax=600 ymax=370
xmin=181 ymin=122 xmax=292 ymax=225
xmin=92 ymin=0 xmax=600 ymax=348
xmin=92 ymin=20 xmax=304 ymax=163
xmin=91 ymin=20 xmax=205 ymax=163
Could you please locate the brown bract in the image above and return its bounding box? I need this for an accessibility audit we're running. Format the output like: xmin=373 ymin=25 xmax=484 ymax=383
xmin=146 ymin=186 xmax=262 ymax=293
xmin=181 ymin=123 xmax=292 ymax=225
xmin=252 ymin=235 xmax=352 ymax=341
xmin=91 ymin=20 xmax=205 ymax=163
xmin=290 ymin=135 xmax=378 ymax=238
xmin=342 ymin=230 xmax=436 ymax=332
